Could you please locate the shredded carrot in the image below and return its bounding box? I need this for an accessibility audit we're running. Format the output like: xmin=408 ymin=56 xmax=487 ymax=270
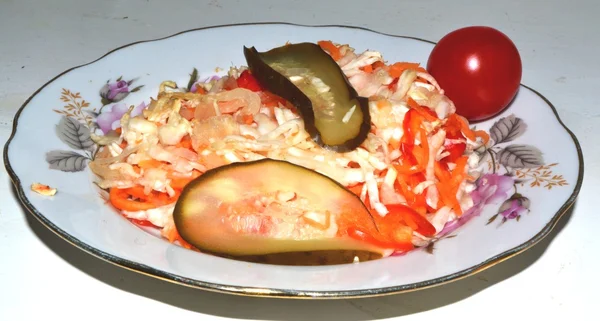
xmin=393 ymin=172 xmax=429 ymax=216
xmin=408 ymin=173 xmax=428 ymax=212
xmin=395 ymin=176 xmax=413 ymax=202
xmin=411 ymin=145 xmax=426 ymax=168
xmin=388 ymin=62 xmax=427 ymax=78
xmin=407 ymin=97 xmax=438 ymax=122
xmin=317 ymin=40 xmax=342 ymax=61
xmin=110 ymin=186 xmax=181 ymax=212
xmin=348 ymin=183 xmax=364 ymax=197
xmin=450 ymin=114 xmax=477 ymax=141
xmin=401 ymin=143 xmax=418 ymax=167
xmin=176 ymin=235 xmax=194 ymax=249
xmin=360 ymin=64 xmax=374 ymax=73
xmin=406 ymin=97 xmax=421 ymax=109
xmin=408 ymin=172 xmax=426 ymax=189
xmin=179 ymin=106 xmax=196 ymax=121
xmin=164 ymin=226 xmax=178 ymax=243
xmin=163 ymin=225 xmax=195 ymax=249
xmin=474 ymin=129 xmax=490 ymax=144
xmin=411 ymin=193 xmax=428 ymax=216
xmin=393 ymin=163 xmax=422 ymax=175
xmin=432 ymin=155 xmax=469 ymax=216
xmin=123 ymin=186 xmax=150 ymax=200
xmin=376 ymin=99 xmax=391 ymax=110
xmin=260 ymin=91 xmax=288 ymax=108
xmin=391 ymin=96 xmax=477 ymax=217
xmin=241 ymin=114 xmax=254 ymax=125
xmin=443 ymin=114 xmax=463 ymax=137
xmin=137 ymin=159 xmax=166 ymax=169
xmin=434 ymin=162 xmax=451 ymax=182
xmin=401 ymin=110 xmax=426 ymax=156
xmin=128 ymin=218 xmax=158 ymax=228
xmin=432 ymin=161 xmax=458 ymax=213
xmin=372 ymin=61 xmax=386 ymax=70
xmin=175 ymin=135 xmax=194 ymax=150
xmin=243 ymin=134 xmax=256 ymax=140
xmin=401 ymin=109 xmax=416 ymax=145
xmin=115 ymin=127 xmax=122 ymax=135
xmin=169 ymin=170 xmax=201 ymax=189
xmin=435 ymin=181 xmax=462 ymax=215
xmin=196 ymin=87 xmax=207 ymax=94
xmin=450 ymin=156 xmax=469 ymax=186
xmin=414 ymin=129 xmax=429 ymax=167
xmin=109 ymin=188 xmax=158 ymax=211
xmin=400 ymin=215 xmax=419 ymax=231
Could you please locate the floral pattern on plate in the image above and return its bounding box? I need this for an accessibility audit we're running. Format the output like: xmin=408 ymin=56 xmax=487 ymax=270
xmin=6 ymin=23 xmax=583 ymax=297
xmin=47 ymin=77 xmax=144 ymax=172
xmin=478 ymin=114 xmax=569 ymax=225
xmin=44 ymin=68 xmax=569 ymax=243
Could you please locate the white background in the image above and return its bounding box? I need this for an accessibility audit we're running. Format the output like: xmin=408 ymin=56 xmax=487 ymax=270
xmin=0 ymin=0 xmax=597 ymax=320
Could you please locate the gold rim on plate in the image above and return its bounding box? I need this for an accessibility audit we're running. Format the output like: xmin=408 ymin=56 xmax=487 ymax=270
xmin=3 ymin=22 xmax=584 ymax=299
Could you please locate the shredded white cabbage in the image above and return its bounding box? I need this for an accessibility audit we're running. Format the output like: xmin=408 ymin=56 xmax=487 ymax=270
xmin=90 ymin=40 xmax=486 ymax=250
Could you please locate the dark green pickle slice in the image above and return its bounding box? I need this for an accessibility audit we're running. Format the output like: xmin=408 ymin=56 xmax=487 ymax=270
xmin=172 ymin=159 xmax=389 ymax=264
xmin=243 ymin=42 xmax=371 ymax=152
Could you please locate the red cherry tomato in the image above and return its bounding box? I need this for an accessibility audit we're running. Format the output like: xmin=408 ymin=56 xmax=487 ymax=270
xmin=426 ymin=26 xmax=522 ymax=122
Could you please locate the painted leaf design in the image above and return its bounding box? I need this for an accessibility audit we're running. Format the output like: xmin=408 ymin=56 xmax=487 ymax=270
xmin=425 ymin=243 xmax=435 ymax=254
xmin=498 ymin=144 xmax=544 ymax=168
xmin=130 ymin=85 xmax=144 ymax=93
xmin=489 ymin=114 xmax=527 ymax=145
xmin=486 ymin=214 xmax=499 ymax=225
xmin=56 ymin=116 xmax=94 ymax=151
xmin=187 ymin=68 xmax=199 ymax=91
xmin=46 ymin=150 xmax=88 ymax=172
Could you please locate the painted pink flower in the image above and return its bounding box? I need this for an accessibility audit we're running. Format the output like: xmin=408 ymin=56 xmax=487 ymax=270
xmin=439 ymin=173 xmax=515 ymax=235
xmin=100 ymin=80 xmax=129 ymax=103
xmin=473 ymin=173 xmax=514 ymax=205
xmin=110 ymin=80 xmax=129 ymax=99
xmin=498 ymin=196 xmax=530 ymax=219
xmin=99 ymin=77 xmax=143 ymax=105
xmin=96 ymin=102 xmax=146 ymax=134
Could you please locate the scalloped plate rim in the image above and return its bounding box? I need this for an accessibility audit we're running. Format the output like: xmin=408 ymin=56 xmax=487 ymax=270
xmin=2 ymin=22 xmax=584 ymax=299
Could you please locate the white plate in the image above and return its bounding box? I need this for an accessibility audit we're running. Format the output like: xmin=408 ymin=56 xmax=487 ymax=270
xmin=3 ymin=23 xmax=583 ymax=298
